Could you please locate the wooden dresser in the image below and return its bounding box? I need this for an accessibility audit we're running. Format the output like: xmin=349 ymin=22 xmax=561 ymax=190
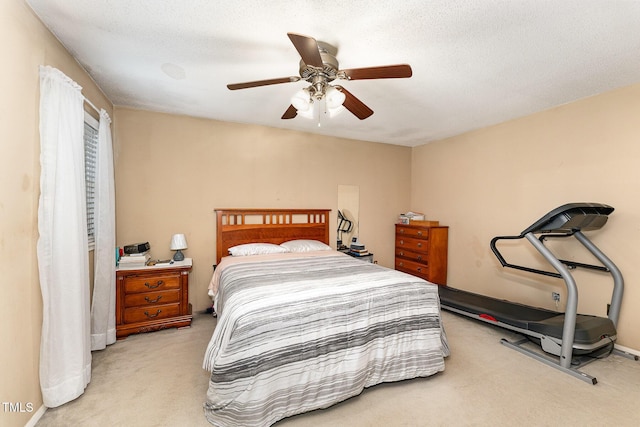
xmin=395 ymin=223 xmax=448 ymax=285
xmin=115 ymin=259 xmax=192 ymax=339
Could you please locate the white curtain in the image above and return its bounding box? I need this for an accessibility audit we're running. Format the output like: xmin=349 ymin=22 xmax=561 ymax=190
xmin=37 ymin=66 xmax=91 ymax=407
xmin=91 ymin=109 xmax=116 ymax=350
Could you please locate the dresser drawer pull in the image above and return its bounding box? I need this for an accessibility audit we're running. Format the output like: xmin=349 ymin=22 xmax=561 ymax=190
xmin=144 ymin=280 xmax=164 ymax=289
xmin=417 ymin=242 xmax=422 ymax=247
xmin=400 ymin=240 xmax=404 ymax=245
xmin=417 ymin=231 xmax=423 ymax=236
xmin=144 ymin=296 xmax=162 ymax=304
xmin=417 ymin=267 xmax=422 ymax=272
xmin=417 ymin=255 xmax=422 ymax=260
xmin=144 ymin=309 xmax=162 ymax=318
xmin=399 ymin=251 xmax=404 ymax=256
xmin=399 ymin=262 xmax=404 ymax=267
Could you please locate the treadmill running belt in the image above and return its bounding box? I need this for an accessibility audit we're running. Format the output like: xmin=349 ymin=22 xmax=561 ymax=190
xmin=438 ymin=286 xmax=616 ymax=345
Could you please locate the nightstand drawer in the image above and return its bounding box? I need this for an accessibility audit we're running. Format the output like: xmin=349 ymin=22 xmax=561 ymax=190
xmin=123 ymin=303 xmax=181 ymax=324
xmin=124 ymin=289 xmax=181 ymax=308
xmin=395 ymin=236 xmax=430 ymax=253
xmin=124 ymin=274 xmax=180 ymax=293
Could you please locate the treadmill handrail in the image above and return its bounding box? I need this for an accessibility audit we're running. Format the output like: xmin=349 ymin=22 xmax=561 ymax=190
xmin=490 ymin=235 xmax=562 ymax=278
xmin=558 ymin=259 xmax=610 ymax=273
xmin=538 ymin=234 xmax=611 ymax=272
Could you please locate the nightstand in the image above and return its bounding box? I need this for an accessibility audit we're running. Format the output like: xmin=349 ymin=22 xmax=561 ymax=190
xmin=115 ymin=258 xmax=192 ymax=339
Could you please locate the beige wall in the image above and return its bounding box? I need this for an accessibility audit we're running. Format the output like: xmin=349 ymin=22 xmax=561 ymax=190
xmin=411 ymin=83 xmax=640 ymax=350
xmin=5 ymin=1 xmax=640 ymax=424
xmin=113 ymin=108 xmax=412 ymax=311
xmin=1 ymin=1 xmax=112 ymax=425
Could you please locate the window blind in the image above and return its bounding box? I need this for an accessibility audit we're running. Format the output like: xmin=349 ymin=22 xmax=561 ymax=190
xmin=84 ymin=112 xmax=99 ymax=250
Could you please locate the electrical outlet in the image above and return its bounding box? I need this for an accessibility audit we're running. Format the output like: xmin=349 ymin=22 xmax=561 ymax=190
xmin=552 ymin=292 xmax=560 ymax=302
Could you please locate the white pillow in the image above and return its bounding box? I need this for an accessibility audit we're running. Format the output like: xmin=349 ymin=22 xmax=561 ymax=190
xmin=280 ymin=239 xmax=332 ymax=252
xmin=228 ymin=243 xmax=289 ymax=257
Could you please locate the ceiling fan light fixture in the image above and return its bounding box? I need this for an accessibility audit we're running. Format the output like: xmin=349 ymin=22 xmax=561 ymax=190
xmin=291 ymin=88 xmax=312 ymax=112
xmin=327 ymin=104 xmax=345 ymax=117
xmin=297 ymin=105 xmax=316 ymax=119
xmin=325 ymin=85 xmax=346 ymax=109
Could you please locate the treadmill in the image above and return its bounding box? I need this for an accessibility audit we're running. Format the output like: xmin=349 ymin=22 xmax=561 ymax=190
xmin=439 ymin=203 xmax=637 ymax=384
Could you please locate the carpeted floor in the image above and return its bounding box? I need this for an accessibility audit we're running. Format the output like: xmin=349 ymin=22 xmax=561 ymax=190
xmin=36 ymin=310 xmax=640 ymax=427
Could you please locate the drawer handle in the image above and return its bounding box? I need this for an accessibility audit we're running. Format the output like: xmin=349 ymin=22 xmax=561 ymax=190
xmin=400 ymin=240 xmax=404 ymax=245
xmin=417 ymin=231 xmax=423 ymax=236
xmin=417 ymin=267 xmax=422 ymax=272
xmin=417 ymin=255 xmax=422 ymax=260
xmin=417 ymin=242 xmax=422 ymax=247
xmin=399 ymin=251 xmax=404 ymax=256
xmin=144 ymin=280 xmax=164 ymax=289
xmin=144 ymin=309 xmax=162 ymax=318
xmin=399 ymin=229 xmax=405 ymax=234
xmin=399 ymin=262 xmax=404 ymax=267
xmin=145 ymin=296 xmax=162 ymax=303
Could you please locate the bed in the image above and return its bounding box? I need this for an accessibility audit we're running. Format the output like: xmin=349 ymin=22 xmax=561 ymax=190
xmin=203 ymin=209 xmax=449 ymax=427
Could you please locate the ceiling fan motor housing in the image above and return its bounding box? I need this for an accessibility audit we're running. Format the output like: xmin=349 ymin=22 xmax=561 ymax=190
xmin=299 ymin=41 xmax=339 ymax=82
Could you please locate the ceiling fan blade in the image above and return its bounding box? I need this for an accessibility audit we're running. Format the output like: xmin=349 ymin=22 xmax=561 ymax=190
xmin=281 ymin=105 xmax=297 ymax=119
xmin=337 ymin=86 xmax=373 ymax=120
xmin=341 ymin=64 xmax=413 ymax=80
xmin=287 ymin=33 xmax=324 ymax=68
xmin=227 ymin=76 xmax=299 ymax=90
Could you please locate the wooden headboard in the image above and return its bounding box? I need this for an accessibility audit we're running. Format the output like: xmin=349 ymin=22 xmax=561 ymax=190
xmin=215 ymin=208 xmax=331 ymax=265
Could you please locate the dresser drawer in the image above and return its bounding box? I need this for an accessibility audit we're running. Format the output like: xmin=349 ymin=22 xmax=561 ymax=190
xmin=124 ymin=289 xmax=181 ymax=308
xmin=395 ymin=247 xmax=428 ymax=263
xmin=395 ymin=258 xmax=430 ymax=280
xmin=396 ymin=226 xmax=429 ymax=239
xmin=123 ymin=303 xmax=181 ymax=324
xmin=395 ymin=236 xmax=430 ymax=253
xmin=123 ymin=274 xmax=180 ymax=294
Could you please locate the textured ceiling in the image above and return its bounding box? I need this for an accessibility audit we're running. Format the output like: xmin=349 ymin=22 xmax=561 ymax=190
xmin=26 ymin=0 xmax=640 ymax=147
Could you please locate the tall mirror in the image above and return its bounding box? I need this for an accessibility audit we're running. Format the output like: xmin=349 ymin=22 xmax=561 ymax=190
xmin=337 ymin=185 xmax=359 ymax=250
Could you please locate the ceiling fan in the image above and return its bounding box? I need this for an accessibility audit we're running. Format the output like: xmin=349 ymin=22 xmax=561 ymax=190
xmin=226 ymin=33 xmax=412 ymax=120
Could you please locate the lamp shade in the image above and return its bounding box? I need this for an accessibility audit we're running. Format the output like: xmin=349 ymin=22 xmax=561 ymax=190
xmin=297 ymin=105 xmax=315 ymax=119
xmin=170 ymin=233 xmax=188 ymax=250
xmin=291 ymin=89 xmax=312 ymax=112
xmin=325 ymin=86 xmax=345 ymax=109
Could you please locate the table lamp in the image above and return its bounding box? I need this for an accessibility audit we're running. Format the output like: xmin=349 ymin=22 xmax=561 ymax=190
xmin=170 ymin=233 xmax=187 ymax=261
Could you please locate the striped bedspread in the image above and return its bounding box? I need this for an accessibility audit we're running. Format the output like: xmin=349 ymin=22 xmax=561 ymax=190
xmin=203 ymin=251 xmax=449 ymax=427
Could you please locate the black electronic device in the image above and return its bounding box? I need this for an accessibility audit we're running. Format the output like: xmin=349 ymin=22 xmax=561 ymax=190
xmin=123 ymin=242 xmax=150 ymax=254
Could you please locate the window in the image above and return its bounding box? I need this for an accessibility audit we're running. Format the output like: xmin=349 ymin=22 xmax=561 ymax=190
xmin=84 ymin=111 xmax=99 ymax=250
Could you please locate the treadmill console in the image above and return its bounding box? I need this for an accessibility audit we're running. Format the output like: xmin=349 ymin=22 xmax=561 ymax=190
xmin=521 ymin=202 xmax=614 ymax=235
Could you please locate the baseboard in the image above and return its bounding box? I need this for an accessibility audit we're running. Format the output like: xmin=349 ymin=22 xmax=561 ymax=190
xmin=24 ymin=404 xmax=46 ymax=427
xmin=615 ymin=343 xmax=640 ymax=357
